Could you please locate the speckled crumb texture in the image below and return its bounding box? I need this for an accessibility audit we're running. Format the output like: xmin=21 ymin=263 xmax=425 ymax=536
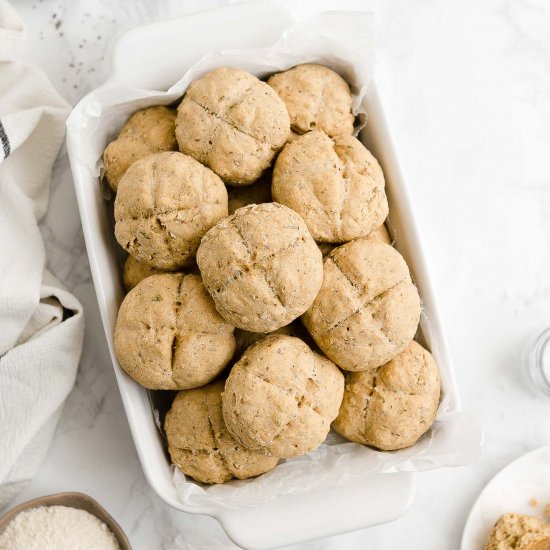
xmin=302 ymin=239 xmax=421 ymax=373
xmin=332 ymin=340 xmax=441 ymax=450
xmin=267 ymin=64 xmax=355 ymax=137
xmin=222 ymin=334 xmax=344 ymax=459
xmin=485 ymin=513 xmax=550 ymax=550
xmin=176 ymin=67 xmax=290 ymax=185
xmin=114 ymin=273 xmax=235 ymax=390
xmin=273 ymin=131 xmax=388 ymax=243
xmin=114 ymin=151 xmax=228 ymax=270
xmin=197 ymin=203 xmax=323 ymax=333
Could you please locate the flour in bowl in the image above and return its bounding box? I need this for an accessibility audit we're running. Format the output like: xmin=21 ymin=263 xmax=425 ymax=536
xmin=0 ymin=505 xmax=121 ymax=550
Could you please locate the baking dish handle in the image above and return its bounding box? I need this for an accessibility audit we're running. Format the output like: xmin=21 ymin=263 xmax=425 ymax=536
xmin=216 ymin=472 xmax=416 ymax=550
xmin=106 ymin=1 xmax=294 ymax=91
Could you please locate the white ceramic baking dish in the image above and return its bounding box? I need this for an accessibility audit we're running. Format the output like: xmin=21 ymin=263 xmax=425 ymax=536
xmin=67 ymin=3 xmax=480 ymax=548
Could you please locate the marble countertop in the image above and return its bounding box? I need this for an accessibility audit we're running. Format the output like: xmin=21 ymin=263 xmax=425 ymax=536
xmin=9 ymin=0 xmax=550 ymax=548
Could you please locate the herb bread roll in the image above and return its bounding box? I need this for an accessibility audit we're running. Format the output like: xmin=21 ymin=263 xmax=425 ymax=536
xmin=176 ymin=67 xmax=290 ymax=186
xmin=485 ymin=513 xmax=550 ymax=550
xmin=197 ymin=203 xmax=323 ymax=333
xmin=114 ymin=273 xmax=235 ymax=390
xmin=273 ymin=131 xmax=388 ymax=243
xmin=333 ymin=341 xmax=440 ymax=450
xmin=222 ymin=335 xmax=344 ymax=459
xmin=103 ymin=105 xmax=177 ymax=192
xmin=302 ymin=239 xmax=421 ymax=372
xmin=267 ymin=64 xmax=354 ymax=137
xmin=165 ymin=380 xmax=278 ymax=484
xmin=114 ymin=151 xmax=228 ymax=270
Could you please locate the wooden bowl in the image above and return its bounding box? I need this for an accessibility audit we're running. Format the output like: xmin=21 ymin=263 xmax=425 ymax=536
xmin=0 ymin=492 xmax=131 ymax=549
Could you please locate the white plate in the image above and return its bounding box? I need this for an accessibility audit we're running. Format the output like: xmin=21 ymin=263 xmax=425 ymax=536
xmin=461 ymin=446 xmax=550 ymax=550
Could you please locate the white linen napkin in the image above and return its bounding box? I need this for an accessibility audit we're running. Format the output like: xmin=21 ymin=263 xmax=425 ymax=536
xmin=0 ymin=0 xmax=84 ymax=508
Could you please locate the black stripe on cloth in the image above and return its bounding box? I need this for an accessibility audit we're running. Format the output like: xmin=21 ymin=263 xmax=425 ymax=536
xmin=0 ymin=119 xmax=10 ymax=160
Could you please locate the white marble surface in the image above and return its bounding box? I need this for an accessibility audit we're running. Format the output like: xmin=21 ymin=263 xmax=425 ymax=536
xmin=7 ymin=0 xmax=550 ymax=548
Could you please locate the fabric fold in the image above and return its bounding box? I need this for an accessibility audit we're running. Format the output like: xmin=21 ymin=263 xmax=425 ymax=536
xmin=0 ymin=0 xmax=85 ymax=509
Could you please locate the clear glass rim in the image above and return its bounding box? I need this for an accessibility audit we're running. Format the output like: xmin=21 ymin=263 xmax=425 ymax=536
xmin=528 ymin=327 xmax=550 ymax=396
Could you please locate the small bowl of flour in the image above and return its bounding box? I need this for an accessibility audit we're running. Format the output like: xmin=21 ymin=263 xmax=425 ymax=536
xmin=0 ymin=492 xmax=130 ymax=550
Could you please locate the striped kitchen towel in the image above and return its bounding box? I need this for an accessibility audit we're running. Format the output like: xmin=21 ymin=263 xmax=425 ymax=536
xmin=0 ymin=0 xmax=84 ymax=509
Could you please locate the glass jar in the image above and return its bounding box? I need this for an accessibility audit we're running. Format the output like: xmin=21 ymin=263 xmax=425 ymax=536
xmin=526 ymin=327 xmax=550 ymax=396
